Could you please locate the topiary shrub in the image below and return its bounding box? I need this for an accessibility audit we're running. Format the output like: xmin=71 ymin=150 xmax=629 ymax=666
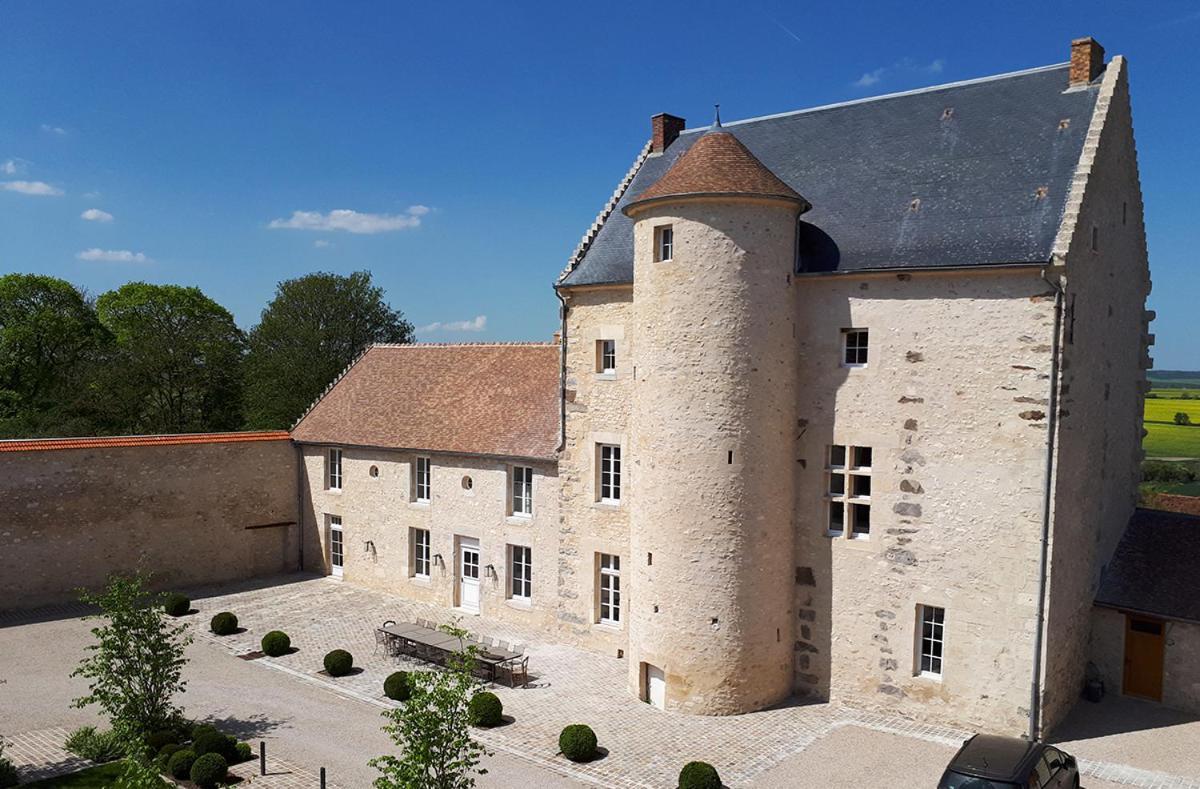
xmin=210 ymin=611 xmax=239 ymax=636
xmin=190 ymin=723 xmax=219 ymax=742
xmin=63 ymin=726 xmax=123 ymax=763
xmin=145 ymin=729 xmax=177 ymax=751
xmin=678 ymin=761 xmax=722 ymax=789
xmin=468 ymin=691 xmax=503 ymax=727
xmin=323 ymin=649 xmax=354 ymax=676
xmin=261 ymin=630 xmax=291 ymax=657
xmin=558 ymin=724 xmax=597 ymax=762
xmin=193 ymin=730 xmax=238 ymax=762
xmin=190 ymin=752 xmax=228 ymax=789
xmin=383 ymin=671 xmax=411 ymax=701
xmin=234 ymin=741 xmax=253 ymax=764
xmin=167 ymin=748 xmax=197 ymax=780
xmin=163 ymin=592 xmax=190 ymax=617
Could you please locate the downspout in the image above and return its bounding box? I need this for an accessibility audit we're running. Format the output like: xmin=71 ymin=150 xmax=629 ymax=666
xmin=1029 ymin=265 xmax=1066 ymax=741
xmin=294 ymin=441 xmax=305 ymax=572
xmin=555 ymin=288 xmax=569 ymax=452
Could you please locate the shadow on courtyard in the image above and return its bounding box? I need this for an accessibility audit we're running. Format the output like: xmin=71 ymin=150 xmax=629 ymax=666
xmin=1051 ymin=693 xmax=1200 ymax=742
xmin=192 ymin=711 xmax=288 ymax=741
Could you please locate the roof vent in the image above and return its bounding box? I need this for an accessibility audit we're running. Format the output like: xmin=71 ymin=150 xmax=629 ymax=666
xmin=1069 ymin=37 xmax=1105 ymax=86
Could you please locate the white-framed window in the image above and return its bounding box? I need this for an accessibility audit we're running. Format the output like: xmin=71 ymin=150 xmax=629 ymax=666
xmin=328 ymin=515 xmax=344 ymax=577
xmin=411 ymin=528 xmax=431 ymax=578
xmin=597 ymin=339 xmax=617 ymax=374
xmin=414 ymin=456 xmax=431 ymax=503
xmin=598 ymin=553 xmax=621 ymax=624
xmin=826 ymin=444 xmax=871 ymax=539
xmin=509 ymin=544 xmax=532 ymax=601
xmin=842 ymin=329 xmax=869 ymax=367
xmin=655 ymin=225 xmax=673 ymax=262
xmin=327 ymin=448 xmax=343 ymax=490
xmin=598 ymin=444 xmax=622 ymax=504
xmin=511 ymin=465 xmax=533 ymax=517
xmin=917 ymin=605 xmax=945 ymax=678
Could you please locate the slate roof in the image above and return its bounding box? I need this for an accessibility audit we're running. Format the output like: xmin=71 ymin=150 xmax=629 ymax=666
xmin=1095 ymin=508 xmax=1200 ymax=624
xmin=0 ymin=431 xmax=290 ymax=453
xmin=290 ymin=344 xmax=560 ymax=461
xmin=559 ymin=62 xmax=1100 ymax=286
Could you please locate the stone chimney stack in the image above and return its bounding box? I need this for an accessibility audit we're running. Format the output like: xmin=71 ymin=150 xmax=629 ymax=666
xmin=1070 ymin=37 xmax=1105 ymax=86
xmin=651 ymin=113 xmax=686 ymax=153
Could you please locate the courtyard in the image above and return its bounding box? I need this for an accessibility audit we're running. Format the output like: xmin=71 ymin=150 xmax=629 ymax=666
xmin=2 ymin=574 xmax=1198 ymax=788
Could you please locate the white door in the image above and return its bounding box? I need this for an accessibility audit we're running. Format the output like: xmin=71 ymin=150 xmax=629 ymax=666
xmin=329 ymin=518 xmax=344 ymax=578
xmin=458 ymin=538 xmax=480 ymax=613
xmin=645 ymin=663 xmax=665 ymax=709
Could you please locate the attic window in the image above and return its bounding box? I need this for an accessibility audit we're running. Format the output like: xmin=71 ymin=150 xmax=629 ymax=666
xmin=941 ymin=107 xmax=954 ymax=120
xmin=1058 ymin=118 xmax=1071 ymax=131
xmin=909 ymin=198 xmax=921 ymax=213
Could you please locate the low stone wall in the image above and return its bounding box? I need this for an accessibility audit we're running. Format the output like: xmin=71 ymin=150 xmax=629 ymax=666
xmin=0 ymin=433 xmax=300 ymax=610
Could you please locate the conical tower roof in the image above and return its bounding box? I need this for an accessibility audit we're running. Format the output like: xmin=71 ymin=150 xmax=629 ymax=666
xmin=623 ymin=127 xmax=810 ymax=216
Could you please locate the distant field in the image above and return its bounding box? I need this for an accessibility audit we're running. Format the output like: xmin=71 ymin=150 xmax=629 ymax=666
xmin=1143 ymin=390 xmax=1200 ymax=458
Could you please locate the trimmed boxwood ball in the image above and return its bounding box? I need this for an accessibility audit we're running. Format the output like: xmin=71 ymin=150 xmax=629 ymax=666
xmin=192 ymin=730 xmax=238 ymax=762
xmin=468 ymin=691 xmax=503 ymax=727
xmin=144 ymin=729 xmax=177 ymax=751
xmin=167 ymin=748 xmax=197 ymax=780
xmin=210 ymin=611 xmax=238 ymax=636
xmin=323 ymin=648 xmax=354 ymax=676
xmin=261 ymin=630 xmax=291 ymax=657
xmin=383 ymin=671 xmax=411 ymax=701
xmin=558 ymin=724 xmax=597 ymax=763
xmin=189 ymin=752 xmax=228 ymax=789
xmin=234 ymin=741 xmax=253 ymax=763
xmin=158 ymin=743 xmax=183 ymax=759
xmin=190 ymin=723 xmax=218 ymax=742
xmin=678 ymin=761 xmax=722 ymax=789
xmin=163 ymin=592 xmax=190 ymax=617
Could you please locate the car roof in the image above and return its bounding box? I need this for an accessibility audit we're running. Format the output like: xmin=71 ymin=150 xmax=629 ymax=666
xmin=949 ymin=735 xmax=1044 ymax=780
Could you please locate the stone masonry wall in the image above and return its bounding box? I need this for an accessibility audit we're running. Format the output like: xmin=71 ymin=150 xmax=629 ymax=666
xmin=0 ymin=438 xmax=299 ymax=610
xmin=1091 ymin=607 xmax=1200 ymax=716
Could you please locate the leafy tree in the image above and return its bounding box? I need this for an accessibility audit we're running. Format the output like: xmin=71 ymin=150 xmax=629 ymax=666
xmin=96 ymin=283 xmax=245 ymax=433
xmin=369 ymin=622 xmax=490 ymax=789
xmin=0 ymin=274 xmax=111 ymax=437
xmin=72 ymin=573 xmax=193 ymax=743
xmin=1175 ymin=411 xmax=1193 ymax=426
xmin=244 ymin=271 xmax=412 ymax=429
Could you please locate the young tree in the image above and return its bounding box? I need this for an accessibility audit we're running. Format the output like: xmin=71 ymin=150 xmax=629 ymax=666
xmin=244 ymin=271 xmax=413 ymax=429
xmin=71 ymin=573 xmax=192 ymax=742
xmin=369 ymin=623 xmax=490 ymax=789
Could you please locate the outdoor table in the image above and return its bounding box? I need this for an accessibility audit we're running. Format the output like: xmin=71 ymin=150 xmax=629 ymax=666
xmin=378 ymin=622 xmax=523 ymax=684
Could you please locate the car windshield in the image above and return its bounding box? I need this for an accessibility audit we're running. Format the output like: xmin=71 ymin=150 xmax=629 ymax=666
xmin=938 ymin=772 xmax=1022 ymax=789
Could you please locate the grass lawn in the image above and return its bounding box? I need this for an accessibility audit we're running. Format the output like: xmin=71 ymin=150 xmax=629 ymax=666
xmin=1143 ymin=393 xmax=1200 ymax=459
xmin=22 ymin=763 xmax=129 ymax=787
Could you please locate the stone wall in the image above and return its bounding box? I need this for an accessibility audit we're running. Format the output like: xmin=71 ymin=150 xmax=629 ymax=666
xmin=0 ymin=436 xmax=300 ymax=610
xmin=1091 ymin=607 xmax=1200 ymax=715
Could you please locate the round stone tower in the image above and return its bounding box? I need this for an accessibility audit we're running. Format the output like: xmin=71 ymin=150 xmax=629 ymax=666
xmin=622 ymin=121 xmax=809 ymax=715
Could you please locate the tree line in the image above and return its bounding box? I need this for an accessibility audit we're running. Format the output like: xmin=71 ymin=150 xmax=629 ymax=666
xmin=0 ymin=271 xmax=413 ymax=439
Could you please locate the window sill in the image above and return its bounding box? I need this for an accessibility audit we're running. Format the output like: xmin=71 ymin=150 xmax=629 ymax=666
xmin=825 ymin=530 xmax=845 ymax=539
xmin=595 ymin=371 xmax=617 ymax=381
xmin=917 ymin=671 xmax=944 ymax=683
xmin=506 ymin=515 xmax=533 ymax=526
xmin=408 ymin=501 xmax=431 ymax=510
xmin=594 ymin=500 xmax=623 ymax=510
xmin=840 ymin=363 xmax=868 ymax=370
xmin=594 ymin=621 xmax=623 ymax=632
xmin=505 ymin=598 xmax=532 ymax=611
xmin=408 ymin=576 xmax=432 ymax=587
xmin=325 ymin=488 xmax=343 ymax=495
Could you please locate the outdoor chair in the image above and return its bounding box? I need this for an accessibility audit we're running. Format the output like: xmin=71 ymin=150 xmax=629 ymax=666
xmin=506 ymin=654 xmax=530 ymax=688
xmin=374 ymin=621 xmax=396 ymax=656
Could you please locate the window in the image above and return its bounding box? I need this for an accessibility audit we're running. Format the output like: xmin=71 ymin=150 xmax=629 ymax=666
xmin=842 ymin=329 xmax=869 ymax=367
xmin=597 ymin=339 xmax=617 ymax=374
xmin=655 ymin=225 xmax=673 ymax=262
xmin=511 ymin=465 xmax=533 ymax=516
xmin=598 ymin=444 xmax=622 ymax=503
xmin=327 ymin=448 xmax=343 ymax=490
xmin=827 ymin=444 xmax=871 ymax=538
xmin=918 ymin=605 xmax=945 ymax=678
xmin=411 ymin=528 xmax=431 ymax=578
xmin=510 ymin=545 xmax=532 ymax=601
xmin=328 ymin=515 xmax=343 ymax=577
xmin=414 ymin=456 xmax=431 ymax=503
xmin=598 ymin=553 xmax=621 ymax=624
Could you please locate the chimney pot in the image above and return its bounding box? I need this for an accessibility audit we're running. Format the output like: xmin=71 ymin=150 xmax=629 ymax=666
xmin=651 ymin=113 xmax=686 ymax=153
xmin=1069 ymin=37 xmax=1105 ymax=86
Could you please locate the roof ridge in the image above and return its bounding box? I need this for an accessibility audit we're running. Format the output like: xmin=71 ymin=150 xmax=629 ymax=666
xmin=0 ymin=431 xmax=290 ymax=453
xmin=371 ymin=342 xmax=558 ymax=348
xmin=683 ymin=61 xmax=1071 ymax=132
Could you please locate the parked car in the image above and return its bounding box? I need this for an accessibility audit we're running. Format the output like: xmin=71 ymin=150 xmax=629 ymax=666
xmin=938 ymin=734 xmax=1080 ymax=788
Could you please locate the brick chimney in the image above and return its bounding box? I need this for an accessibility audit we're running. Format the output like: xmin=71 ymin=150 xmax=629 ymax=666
xmin=651 ymin=113 xmax=686 ymax=153
xmin=1069 ymin=37 xmax=1105 ymax=86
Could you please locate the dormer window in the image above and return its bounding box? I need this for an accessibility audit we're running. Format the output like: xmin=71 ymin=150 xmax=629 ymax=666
xmin=655 ymin=225 xmax=674 ymax=262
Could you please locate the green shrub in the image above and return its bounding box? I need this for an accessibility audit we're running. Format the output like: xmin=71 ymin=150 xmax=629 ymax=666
xmin=1142 ymin=460 xmax=1198 ymax=484
xmin=145 ymin=729 xmax=178 ymax=751
xmin=190 ymin=752 xmax=228 ymax=789
xmin=323 ymin=649 xmax=354 ymax=676
xmin=383 ymin=671 xmax=411 ymax=701
xmin=1175 ymin=411 xmax=1193 ymax=426
xmin=261 ymin=630 xmax=291 ymax=656
xmin=193 ymin=730 xmax=238 ymax=761
xmin=190 ymin=722 xmax=219 ymax=742
xmin=468 ymin=691 xmax=503 ymax=727
xmin=167 ymin=748 xmax=197 ymax=780
xmin=0 ymin=748 xmax=16 ymax=789
xmin=679 ymin=761 xmax=722 ymax=789
xmin=63 ymin=726 xmax=123 ymax=763
xmin=234 ymin=741 xmax=253 ymax=763
xmin=159 ymin=742 xmax=183 ymax=758
xmin=210 ymin=611 xmax=239 ymax=636
xmin=163 ymin=592 xmax=190 ymax=617
xmin=558 ymin=724 xmax=597 ymax=762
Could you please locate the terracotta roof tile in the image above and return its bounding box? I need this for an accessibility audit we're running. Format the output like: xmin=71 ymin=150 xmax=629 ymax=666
xmin=0 ymin=431 xmax=291 ymax=453
xmin=290 ymin=343 xmax=561 ymax=460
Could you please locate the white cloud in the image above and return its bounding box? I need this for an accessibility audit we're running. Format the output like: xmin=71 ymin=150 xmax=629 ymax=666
xmin=418 ymin=315 xmax=488 ymax=333
xmin=853 ymin=68 xmax=885 ymax=88
xmin=1 ymin=160 xmax=19 ymax=175
xmin=76 ymin=248 xmax=151 ymax=263
xmin=314 ymin=239 xmax=331 ymax=248
xmin=852 ymin=57 xmax=946 ymax=89
xmin=83 ymin=191 xmax=102 ymax=200
xmin=2 ymin=180 xmax=63 ymax=196
xmin=268 ymin=206 xmax=429 ymax=234
xmin=81 ymin=208 xmax=114 ymax=222
xmin=41 ymin=124 xmax=67 ymax=136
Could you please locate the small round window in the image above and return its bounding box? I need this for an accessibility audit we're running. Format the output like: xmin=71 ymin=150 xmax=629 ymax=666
xmin=461 ymin=476 xmax=473 ymax=490
xmin=369 ymin=465 xmax=380 ymax=478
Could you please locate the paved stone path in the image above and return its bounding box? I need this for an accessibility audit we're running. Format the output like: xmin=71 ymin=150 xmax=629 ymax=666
xmin=2 ymin=727 xmax=90 ymax=784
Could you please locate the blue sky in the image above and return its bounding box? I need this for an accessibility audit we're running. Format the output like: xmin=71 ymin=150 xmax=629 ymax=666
xmin=2 ymin=1 xmax=1197 ymax=368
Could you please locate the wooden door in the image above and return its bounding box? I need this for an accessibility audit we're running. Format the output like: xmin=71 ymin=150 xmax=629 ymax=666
xmin=1123 ymin=615 xmax=1165 ymax=701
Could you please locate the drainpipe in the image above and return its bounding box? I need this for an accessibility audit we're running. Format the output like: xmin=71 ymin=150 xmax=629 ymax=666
xmin=294 ymin=441 xmax=306 ymax=572
xmin=554 ymin=288 xmax=569 ymax=452
xmin=1029 ymin=266 xmax=1066 ymax=741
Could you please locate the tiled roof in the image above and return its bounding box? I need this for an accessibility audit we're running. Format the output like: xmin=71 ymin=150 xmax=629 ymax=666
xmin=290 ymin=343 xmax=561 ymax=461
xmin=560 ymin=62 xmax=1100 ymax=286
xmin=0 ymin=431 xmax=291 ymax=453
xmin=1095 ymin=508 xmax=1200 ymax=624
xmin=624 ymin=130 xmax=807 ymax=214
